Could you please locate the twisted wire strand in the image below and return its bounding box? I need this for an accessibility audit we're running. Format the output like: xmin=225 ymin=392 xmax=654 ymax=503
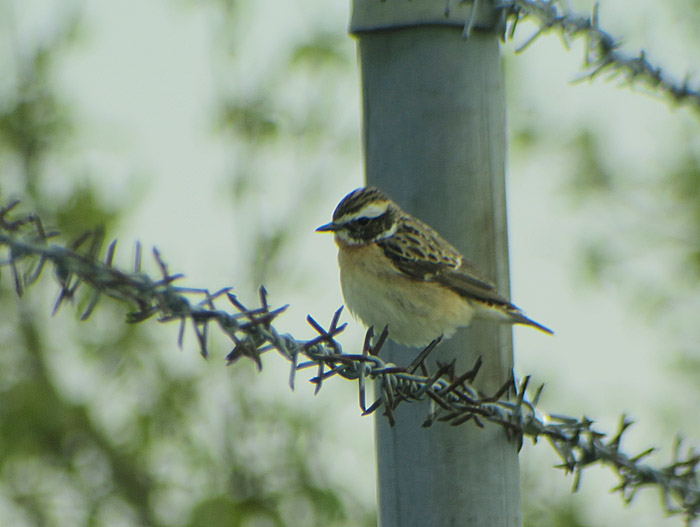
xmin=1 ymin=200 xmax=699 ymax=521
xmin=499 ymin=0 xmax=700 ymax=114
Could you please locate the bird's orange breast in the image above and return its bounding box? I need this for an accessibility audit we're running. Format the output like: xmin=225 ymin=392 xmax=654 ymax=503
xmin=334 ymin=237 xmax=475 ymax=347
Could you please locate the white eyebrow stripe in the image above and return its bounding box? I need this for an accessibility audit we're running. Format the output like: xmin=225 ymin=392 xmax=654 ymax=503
xmin=372 ymin=221 xmax=397 ymax=241
xmin=338 ymin=201 xmax=389 ymax=223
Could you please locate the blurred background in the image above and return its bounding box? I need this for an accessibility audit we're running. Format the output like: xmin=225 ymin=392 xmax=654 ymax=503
xmin=1 ymin=0 xmax=700 ymax=525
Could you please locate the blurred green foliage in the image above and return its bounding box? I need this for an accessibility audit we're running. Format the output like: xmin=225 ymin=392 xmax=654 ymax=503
xmin=213 ymin=22 xmax=358 ymax=291
xmin=0 ymin=2 xmax=372 ymax=526
xmin=566 ymin=131 xmax=613 ymax=197
xmin=561 ymin=127 xmax=700 ymax=320
xmin=523 ymin=496 xmax=594 ymax=527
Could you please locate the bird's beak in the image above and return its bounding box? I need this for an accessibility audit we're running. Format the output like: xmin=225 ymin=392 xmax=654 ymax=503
xmin=315 ymin=222 xmax=340 ymax=233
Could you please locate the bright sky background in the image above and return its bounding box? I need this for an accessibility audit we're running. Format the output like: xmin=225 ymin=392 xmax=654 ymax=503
xmin=4 ymin=0 xmax=700 ymax=525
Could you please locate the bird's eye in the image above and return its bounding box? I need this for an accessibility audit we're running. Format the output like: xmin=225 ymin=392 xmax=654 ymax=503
xmin=357 ymin=218 xmax=371 ymax=226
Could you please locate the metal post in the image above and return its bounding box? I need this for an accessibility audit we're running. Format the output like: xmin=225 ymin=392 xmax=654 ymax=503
xmin=351 ymin=2 xmax=521 ymax=526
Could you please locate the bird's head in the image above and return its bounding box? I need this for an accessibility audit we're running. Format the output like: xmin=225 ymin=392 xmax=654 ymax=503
xmin=316 ymin=187 xmax=401 ymax=245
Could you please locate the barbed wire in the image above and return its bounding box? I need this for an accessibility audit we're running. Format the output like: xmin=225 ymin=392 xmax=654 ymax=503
xmin=496 ymin=0 xmax=700 ymax=114
xmin=2 ymin=199 xmax=700 ymax=522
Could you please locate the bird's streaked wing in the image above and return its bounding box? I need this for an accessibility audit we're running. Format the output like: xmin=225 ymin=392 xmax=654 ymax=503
xmin=377 ymin=218 xmax=515 ymax=307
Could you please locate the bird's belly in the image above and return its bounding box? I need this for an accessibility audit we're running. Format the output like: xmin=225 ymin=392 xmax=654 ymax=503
xmin=338 ymin=244 xmax=474 ymax=347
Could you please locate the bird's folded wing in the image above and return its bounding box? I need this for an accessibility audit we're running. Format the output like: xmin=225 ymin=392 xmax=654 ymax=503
xmin=378 ymin=235 xmax=517 ymax=309
xmin=435 ymin=263 xmax=516 ymax=308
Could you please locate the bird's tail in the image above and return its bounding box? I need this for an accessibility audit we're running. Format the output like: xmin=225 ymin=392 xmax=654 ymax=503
xmin=511 ymin=311 xmax=554 ymax=335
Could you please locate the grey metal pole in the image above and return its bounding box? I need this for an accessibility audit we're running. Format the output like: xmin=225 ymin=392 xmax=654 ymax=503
xmin=351 ymin=2 xmax=521 ymax=526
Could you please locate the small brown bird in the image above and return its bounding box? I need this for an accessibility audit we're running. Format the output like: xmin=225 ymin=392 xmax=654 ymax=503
xmin=317 ymin=187 xmax=552 ymax=347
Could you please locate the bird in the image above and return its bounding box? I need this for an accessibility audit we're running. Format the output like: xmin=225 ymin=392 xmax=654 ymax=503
xmin=316 ymin=186 xmax=552 ymax=347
